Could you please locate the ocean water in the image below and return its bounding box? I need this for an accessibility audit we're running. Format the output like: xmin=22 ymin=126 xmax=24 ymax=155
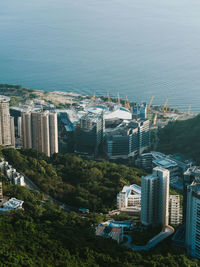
xmin=1 ymin=0 xmax=200 ymax=112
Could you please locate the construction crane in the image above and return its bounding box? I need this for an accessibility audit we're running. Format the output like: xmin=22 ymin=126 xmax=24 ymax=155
xmin=161 ymin=98 xmax=169 ymax=116
xmin=187 ymin=104 xmax=191 ymax=115
xmin=148 ymin=96 xmax=154 ymax=111
xmin=117 ymin=93 xmax=120 ymax=105
xmin=92 ymin=92 xmax=96 ymax=105
xmin=163 ymin=98 xmax=169 ymax=116
xmin=125 ymin=96 xmax=131 ymax=110
xmin=107 ymin=92 xmax=112 ymax=104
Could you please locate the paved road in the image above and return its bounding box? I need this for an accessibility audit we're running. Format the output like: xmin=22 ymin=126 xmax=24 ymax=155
xmin=24 ymin=176 xmax=75 ymax=213
xmin=24 ymin=176 xmax=39 ymax=191
xmin=124 ymin=226 xmax=174 ymax=251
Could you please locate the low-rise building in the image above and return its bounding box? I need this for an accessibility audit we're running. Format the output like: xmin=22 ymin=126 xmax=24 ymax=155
xmin=0 ymin=159 xmax=25 ymax=186
xmin=117 ymin=184 xmax=141 ymax=210
xmin=13 ymin=172 xmax=25 ymax=186
xmin=96 ymin=225 xmax=123 ymax=244
xmin=0 ymin=198 xmax=24 ymax=213
xmin=96 ymin=221 xmax=129 ymax=244
xmin=3 ymin=198 xmax=24 ymax=210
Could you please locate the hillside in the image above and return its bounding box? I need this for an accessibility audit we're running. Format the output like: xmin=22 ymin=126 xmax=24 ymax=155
xmin=157 ymin=115 xmax=200 ymax=163
xmin=2 ymin=148 xmax=145 ymax=213
xmin=0 ymin=176 xmax=198 ymax=266
xmin=0 ymin=84 xmax=37 ymax=106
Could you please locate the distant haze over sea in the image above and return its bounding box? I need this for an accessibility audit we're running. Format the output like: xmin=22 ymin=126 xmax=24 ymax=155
xmin=1 ymin=0 xmax=200 ymax=113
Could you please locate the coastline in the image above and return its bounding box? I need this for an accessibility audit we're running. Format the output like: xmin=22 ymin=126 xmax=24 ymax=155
xmin=0 ymin=84 xmax=196 ymax=120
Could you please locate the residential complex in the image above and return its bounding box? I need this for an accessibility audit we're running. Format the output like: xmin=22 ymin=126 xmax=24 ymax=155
xmin=21 ymin=110 xmax=58 ymax=156
xmin=0 ymin=158 xmax=25 ymax=186
xmin=141 ymin=167 xmax=169 ymax=227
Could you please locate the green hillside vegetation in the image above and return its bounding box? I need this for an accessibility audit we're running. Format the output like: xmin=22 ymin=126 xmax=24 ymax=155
xmin=0 ymin=177 xmax=198 ymax=266
xmin=0 ymin=84 xmax=37 ymax=105
xmin=2 ymin=148 xmax=145 ymax=212
xmin=158 ymin=115 xmax=200 ymax=163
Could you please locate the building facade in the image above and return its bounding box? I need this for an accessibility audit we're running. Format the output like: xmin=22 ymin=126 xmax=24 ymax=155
xmin=21 ymin=111 xmax=32 ymax=149
xmin=136 ymin=153 xmax=153 ymax=172
xmin=185 ymin=182 xmax=200 ymax=258
xmin=10 ymin=116 xmax=15 ymax=147
xmin=0 ymin=182 xmax=3 ymax=205
xmin=183 ymin=167 xmax=200 ymax=225
xmin=169 ymin=195 xmax=180 ymax=226
xmin=132 ymin=103 xmax=147 ymax=120
xmin=107 ymin=128 xmax=138 ymax=159
xmin=141 ymin=167 xmax=169 ymax=227
xmin=75 ymin=113 xmax=104 ymax=156
xmin=106 ymin=119 xmax=150 ymax=159
xmin=117 ymin=184 xmax=141 ymax=210
xmin=21 ymin=110 xmax=58 ymax=156
xmin=0 ymin=96 xmax=15 ymax=146
xmin=153 ymin=158 xmax=179 ymax=178
xmin=49 ymin=112 xmax=58 ymax=155
xmin=131 ymin=119 xmax=150 ymax=154
xmin=17 ymin=116 xmax=22 ymax=138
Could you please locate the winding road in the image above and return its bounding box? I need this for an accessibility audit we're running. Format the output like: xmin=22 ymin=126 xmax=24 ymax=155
xmin=124 ymin=226 xmax=174 ymax=251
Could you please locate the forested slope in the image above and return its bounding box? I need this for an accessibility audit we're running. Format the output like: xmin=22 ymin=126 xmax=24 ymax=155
xmin=0 ymin=177 xmax=198 ymax=266
xmin=2 ymin=148 xmax=145 ymax=212
xmin=158 ymin=115 xmax=200 ymax=163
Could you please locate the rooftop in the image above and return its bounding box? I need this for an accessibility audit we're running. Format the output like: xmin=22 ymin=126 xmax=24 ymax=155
xmin=3 ymin=198 xmax=24 ymax=210
xmin=95 ymin=222 xmax=123 ymax=242
xmin=120 ymin=184 xmax=141 ymax=198
xmin=85 ymin=104 xmax=132 ymax=120
xmin=153 ymin=158 xmax=177 ymax=168
xmin=184 ymin=166 xmax=200 ymax=176
xmin=0 ymin=95 xmax=10 ymax=102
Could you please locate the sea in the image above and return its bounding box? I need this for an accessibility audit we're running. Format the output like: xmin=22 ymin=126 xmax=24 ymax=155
xmin=1 ymin=0 xmax=200 ymax=113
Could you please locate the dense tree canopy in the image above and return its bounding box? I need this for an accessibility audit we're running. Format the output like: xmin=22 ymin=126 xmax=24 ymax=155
xmin=0 ymin=179 xmax=198 ymax=266
xmin=2 ymin=148 xmax=145 ymax=212
xmin=158 ymin=115 xmax=200 ymax=163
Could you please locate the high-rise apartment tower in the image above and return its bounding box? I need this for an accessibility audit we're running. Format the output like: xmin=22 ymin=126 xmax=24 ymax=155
xmin=21 ymin=110 xmax=58 ymax=156
xmin=141 ymin=167 xmax=169 ymax=227
xmin=185 ymin=181 xmax=200 ymax=258
xmin=0 ymin=95 xmax=15 ymax=146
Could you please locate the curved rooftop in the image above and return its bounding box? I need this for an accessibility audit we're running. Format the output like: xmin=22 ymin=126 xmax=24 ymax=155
xmin=85 ymin=104 xmax=132 ymax=120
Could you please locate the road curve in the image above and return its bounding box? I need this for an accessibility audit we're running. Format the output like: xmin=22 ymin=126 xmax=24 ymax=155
xmin=124 ymin=225 xmax=174 ymax=251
